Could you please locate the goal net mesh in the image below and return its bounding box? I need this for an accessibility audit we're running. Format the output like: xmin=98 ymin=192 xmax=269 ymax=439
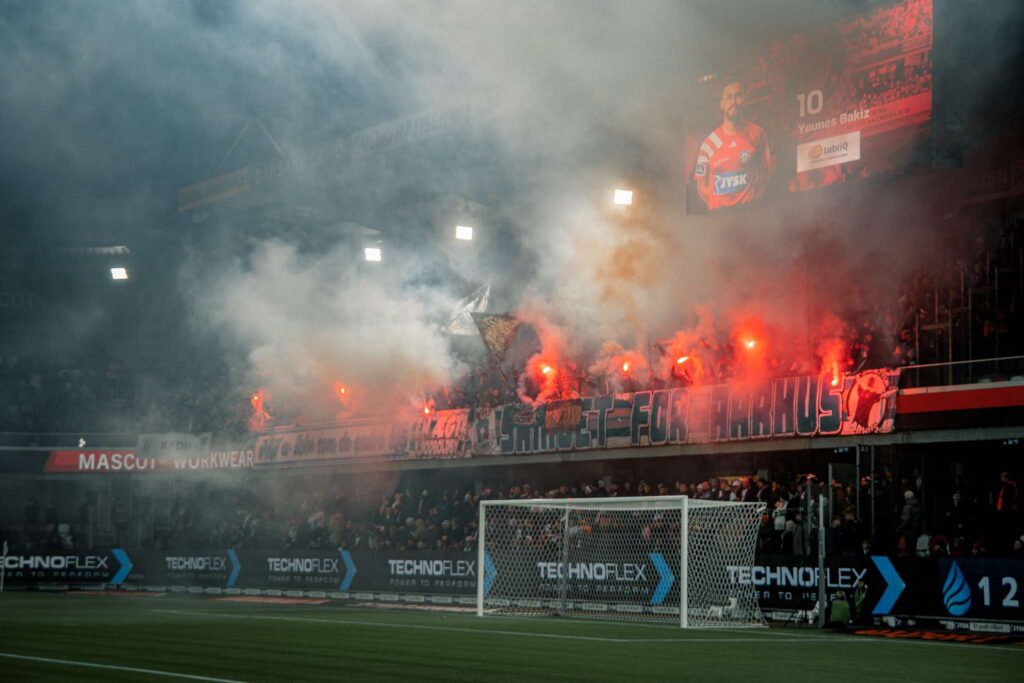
xmin=479 ymin=497 xmax=765 ymax=628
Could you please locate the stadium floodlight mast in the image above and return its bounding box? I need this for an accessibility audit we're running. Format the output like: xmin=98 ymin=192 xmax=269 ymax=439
xmin=612 ymin=189 xmax=633 ymax=205
xmin=364 ymin=246 xmax=382 ymax=262
xmin=455 ymin=225 xmax=474 ymax=241
xmin=477 ymin=495 xmax=766 ymax=628
xmin=110 ymin=267 xmax=129 ymax=280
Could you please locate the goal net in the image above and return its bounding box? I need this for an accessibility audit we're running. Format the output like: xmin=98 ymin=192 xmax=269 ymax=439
xmin=477 ymin=495 xmax=766 ymax=628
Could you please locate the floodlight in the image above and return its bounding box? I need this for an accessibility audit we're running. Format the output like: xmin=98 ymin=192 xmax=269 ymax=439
xmin=455 ymin=225 xmax=474 ymax=241
xmin=110 ymin=267 xmax=128 ymax=280
xmin=613 ymin=189 xmax=633 ymax=205
xmin=364 ymin=247 xmax=382 ymax=262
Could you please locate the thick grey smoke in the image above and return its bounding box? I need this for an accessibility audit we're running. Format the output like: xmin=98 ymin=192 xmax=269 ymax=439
xmin=2 ymin=0 xmax=1021 ymax=423
xmin=187 ymin=239 xmax=458 ymax=420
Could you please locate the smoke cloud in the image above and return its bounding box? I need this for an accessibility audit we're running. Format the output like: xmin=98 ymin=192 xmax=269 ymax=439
xmin=1 ymin=0 xmax=1021 ymax=426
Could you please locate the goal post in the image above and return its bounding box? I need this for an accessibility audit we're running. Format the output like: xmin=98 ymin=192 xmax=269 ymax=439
xmin=477 ymin=495 xmax=766 ymax=628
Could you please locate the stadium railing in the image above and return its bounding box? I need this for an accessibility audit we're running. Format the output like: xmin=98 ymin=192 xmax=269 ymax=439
xmin=898 ymin=355 xmax=1024 ymax=390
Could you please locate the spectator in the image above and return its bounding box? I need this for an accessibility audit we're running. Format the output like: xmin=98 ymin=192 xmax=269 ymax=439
xmin=996 ymin=472 xmax=1019 ymax=550
xmin=826 ymin=516 xmax=843 ymax=558
xmin=897 ymin=490 xmax=922 ymax=555
xmin=942 ymin=492 xmax=974 ymax=545
xmin=827 ymin=590 xmax=852 ymax=629
xmin=24 ymin=499 xmax=39 ymax=535
xmin=852 ymin=580 xmax=870 ymax=625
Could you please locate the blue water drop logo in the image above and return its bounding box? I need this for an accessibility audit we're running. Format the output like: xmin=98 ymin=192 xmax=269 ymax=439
xmin=942 ymin=561 xmax=971 ymax=616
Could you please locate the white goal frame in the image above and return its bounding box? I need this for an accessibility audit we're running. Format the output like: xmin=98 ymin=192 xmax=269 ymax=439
xmin=476 ymin=495 xmax=766 ymax=628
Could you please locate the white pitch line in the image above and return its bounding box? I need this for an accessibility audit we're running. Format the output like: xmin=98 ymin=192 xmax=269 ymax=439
xmin=153 ymin=609 xmax=1024 ymax=652
xmin=0 ymin=652 xmax=249 ymax=683
xmin=155 ymin=609 xmax=843 ymax=644
xmin=154 ymin=609 xmax=637 ymax=643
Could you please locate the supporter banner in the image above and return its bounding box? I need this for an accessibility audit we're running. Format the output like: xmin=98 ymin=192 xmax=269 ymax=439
xmin=251 ymin=370 xmax=899 ymax=464
xmin=401 ymin=409 xmax=473 ymax=459
xmin=39 ymin=371 xmax=898 ymax=472
xmin=44 ymin=448 xmax=255 ymax=473
xmin=545 ymin=399 xmax=584 ymax=432
xmin=477 ymin=370 xmax=899 ymax=456
xmin=137 ymin=432 xmax=212 ymax=460
xmin=255 ymin=421 xmax=396 ymax=464
xmin=256 ymin=409 xmax=472 ymax=464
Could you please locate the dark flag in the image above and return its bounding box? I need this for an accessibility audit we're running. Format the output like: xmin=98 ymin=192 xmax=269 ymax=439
xmin=472 ymin=313 xmax=520 ymax=362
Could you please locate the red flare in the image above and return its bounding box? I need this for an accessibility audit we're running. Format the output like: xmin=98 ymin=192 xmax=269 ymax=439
xmin=676 ymin=356 xmax=689 ymax=364
xmin=745 ymin=339 xmax=757 ymax=350
xmin=248 ymin=389 xmax=271 ymax=432
xmin=541 ymin=364 xmax=553 ymax=375
xmin=423 ymin=405 xmax=432 ymax=415
xmin=621 ymin=361 xmax=630 ymax=373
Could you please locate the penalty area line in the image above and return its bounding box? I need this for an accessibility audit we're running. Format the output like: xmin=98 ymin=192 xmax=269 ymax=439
xmin=0 ymin=652 xmax=249 ymax=683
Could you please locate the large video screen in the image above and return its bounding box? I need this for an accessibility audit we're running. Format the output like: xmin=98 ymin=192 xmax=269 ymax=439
xmin=686 ymin=0 xmax=933 ymax=213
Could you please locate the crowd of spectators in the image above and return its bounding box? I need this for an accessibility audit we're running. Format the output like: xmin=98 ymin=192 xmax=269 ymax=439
xmin=0 ymin=355 xmax=127 ymax=434
xmin=0 ymin=353 xmax=251 ymax=439
xmin=6 ymin=466 xmax=1019 ymax=562
xmin=838 ymin=0 xmax=932 ymax=58
xmin=850 ymin=52 xmax=932 ymax=110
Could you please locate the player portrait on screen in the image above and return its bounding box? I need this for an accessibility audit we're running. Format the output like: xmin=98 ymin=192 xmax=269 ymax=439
xmin=693 ymin=80 xmax=774 ymax=211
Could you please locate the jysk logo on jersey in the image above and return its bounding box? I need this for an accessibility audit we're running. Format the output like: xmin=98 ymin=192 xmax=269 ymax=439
xmin=714 ymin=171 xmax=748 ymax=195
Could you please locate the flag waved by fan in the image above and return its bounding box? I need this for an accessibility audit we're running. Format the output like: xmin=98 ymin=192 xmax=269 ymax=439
xmin=441 ymin=282 xmax=491 ymax=335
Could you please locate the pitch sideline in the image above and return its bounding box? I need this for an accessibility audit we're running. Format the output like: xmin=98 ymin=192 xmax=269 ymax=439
xmin=0 ymin=651 xmax=248 ymax=683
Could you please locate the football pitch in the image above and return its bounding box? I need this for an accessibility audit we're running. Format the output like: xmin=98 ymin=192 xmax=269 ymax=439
xmin=0 ymin=593 xmax=1021 ymax=682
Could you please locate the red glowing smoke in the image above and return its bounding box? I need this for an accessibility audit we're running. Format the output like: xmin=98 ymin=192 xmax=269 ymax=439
xmin=588 ymin=342 xmax=649 ymax=392
xmin=518 ymin=310 xmax=579 ymax=405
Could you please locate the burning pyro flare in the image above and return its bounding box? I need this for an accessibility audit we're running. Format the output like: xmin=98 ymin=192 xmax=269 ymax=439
xmin=541 ymin=364 xmax=553 ymax=375
xmin=621 ymin=361 xmax=631 ymax=373
xmin=248 ymin=389 xmax=271 ymax=432
xmin=745 ymin=339 xmax=757 ymax=350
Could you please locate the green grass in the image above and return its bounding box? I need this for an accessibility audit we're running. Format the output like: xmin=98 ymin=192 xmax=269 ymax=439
xmin=0 ymin=593 xmax=1021 ymax=682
